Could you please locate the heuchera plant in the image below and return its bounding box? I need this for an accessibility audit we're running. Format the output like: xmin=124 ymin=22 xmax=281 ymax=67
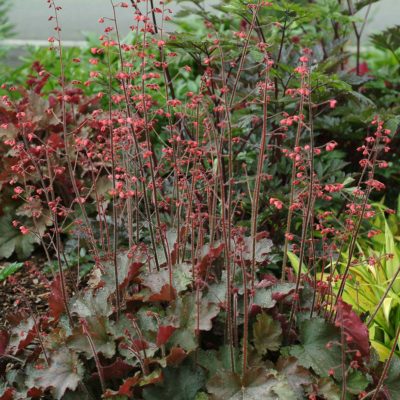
xmin=0 ymin=1 xmax=399 ymax=399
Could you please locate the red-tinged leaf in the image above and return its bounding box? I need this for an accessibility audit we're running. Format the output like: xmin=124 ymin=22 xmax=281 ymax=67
xmin=0 ymin=330 xmax=9 ymax=355
xmin=103 ymin=375 xmax=140 ymax=398
xmin=46 ymin=133 xmax=64 ymax=150
xmin=0 ymin=387 xmax=14 ymax=400
xmin=140 ymin=270 xmax=172 ymax=295
xmin=139 ymin=369 xmax=163 ymax=387
xmin=170 ymin=227 xmax=186 ymax=265
xmin=166 ymin=347 xmax=186 ymax=366
xmin=255 ymin=231 xmax=270 ymax=240
xmin=120 ymin=262 xmax=143 ymax=290
xmin=99 ymin=357 xmax=134 ymax=380
xmin=259 ymin=274 xmax=278 ymax=285
xmin=271 ymin=283 xmax=296 ymax=302
xmin=335 ymin=299 xmax=370 ymax=358
xmin=8 ymin=317 xmax=36 ymax=353
xmin=78 ymin=95 xmax=101 ymax=114
xmin=194 ymin=257 xmax=209 ymax=278
xmin=350 ymin=62 xmax=369 ymax=76
xmin=147 ymin=284 xmax=176 ymax=302
xmin=18 ymin=330 xmax=37 ymax=352
xmin=26 ymin=387 xmax=43 ymax=398
xmin=195 ymin=243 xmax=225 ymax=277
xmin=250 ymin=304 xmax=262 ymax=317
xmin=209 ymin=242 xmax=225 ymax=258
xmin=132 ymin=339 xmax=149 ymax=351
xmin=156 ymin=325 xmax=176 ymax=347
xmin=49 ymin=275 xmax=65 ymax=320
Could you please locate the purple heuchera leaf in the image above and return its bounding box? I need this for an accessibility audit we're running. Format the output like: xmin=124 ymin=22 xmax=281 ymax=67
xmin=335 ymin=299 xmax=370 ymax=358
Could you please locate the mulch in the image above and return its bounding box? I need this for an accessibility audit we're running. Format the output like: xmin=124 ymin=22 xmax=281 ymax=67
xmin=0 ymin=255 xmax=89 ymax=330
xmin=0 ymin=260 xmax=51 ymax=329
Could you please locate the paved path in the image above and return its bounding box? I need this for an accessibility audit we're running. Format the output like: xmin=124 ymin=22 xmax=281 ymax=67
xmin=8 ymin=0 xmax=138 ymax=41
xmin=6 ymin=0 xmax=400 ymax=44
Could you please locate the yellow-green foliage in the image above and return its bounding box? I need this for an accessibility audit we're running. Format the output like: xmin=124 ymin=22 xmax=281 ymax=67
xmin=335 ymin=203 xmax=400 ymax=360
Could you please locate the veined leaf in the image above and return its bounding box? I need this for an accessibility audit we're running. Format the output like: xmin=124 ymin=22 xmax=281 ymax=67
xmin=143 ymin=361 xmax=205 ymax=400
xmin=207 ymin=367 xmax=296 ymax=400
xmin=288 ymin=318 xmax=341 ymax=378
xmin=0 ymin=215 xmax=38 ymax=259
xmin=35 ymin=350 xmax=84 ymax=400
xmin=253 ymin=313 xmax=282 ymax=355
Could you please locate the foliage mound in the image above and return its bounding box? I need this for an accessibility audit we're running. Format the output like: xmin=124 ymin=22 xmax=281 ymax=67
xmin=0 ymin=0 xmax=400 ymax=399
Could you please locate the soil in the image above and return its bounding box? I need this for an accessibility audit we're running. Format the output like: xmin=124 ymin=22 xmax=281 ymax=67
xmin=0 ymin=253 xmax=91 ymax=330
xmin=0 ymin=259 xmax=51 ymax=329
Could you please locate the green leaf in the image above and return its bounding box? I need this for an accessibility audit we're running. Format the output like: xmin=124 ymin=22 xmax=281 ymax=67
xmin=101 ymin=251 xmax=142 ymax=293
xmin=195 ymin=393 xmax=209 ymax=400
xmin=143 ymin=362 xmax=205 ymax=400
xmin=253 ymin=313 xmax=282 ymax=355
xmin=7 ymin=317 xmax=35 ymax=353
xmin=35 ymin=349 xmax=84 ymax=400
xmin=0 ymin=215 xmax=38 ymax=259
xmin=0 ymin=262 xmax=23 ymax=281
xmin=253 ymin=287 xmax=275 ymax=309
xmin=288 ymin=318 xmax=341 ymax=378
xmin=385 ymin=116 xmax=400 ymax=136
xmin=140 ymin=263 xmax=192 ymax=296
xmin=167 ymin=293 xmax=220 ymax=352
xmin=371 ymin=25 xmax=400 ymax=56
xmin=207 ymin=368 xmax=296 ymax=400
xmin=347 ymin=90 xmax=376 ymax=107
xmin=384 ymin=355 xmax=400 ymax=398
xmin=370 ymin=340 xmax=391 ymax=361
xmin=384 ymin=217 xmax=400 ymax=292
xmin=67 ymin=316 xmax=116 ymax=359
xmin=239 ymin=237 xmax=273 ymax=263
xmin=70 ymin=287 xmax=112 ymax=318
xmin=346 ymin=370 xmax=371 ymax=395
xmin=355 ymin=0 xmax=380 ymax=12
xmin=287 ymin=251 xmax=307 ymax=274
xmin=205 ymin=271 xmax=228 ymax=305
xmin=315 ymin=378 xmax=341 ymax=400
xmin=253 ymin=282 xmax=296 ymax=309
xmin=276 ymin=356 xmax=313 ymax=398
xmin=197 ymin=346 xmax=241 ymax=377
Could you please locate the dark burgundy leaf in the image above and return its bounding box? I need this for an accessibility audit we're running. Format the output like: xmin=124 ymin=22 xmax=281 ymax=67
xmin=99 ymin=358 xmax=134 ymax=381
xmin=0 ymin=330 xmax=9 ymax=355
xmin=49 ymin=275 xmax=65 ymax=320
xmin=26 ymin=387 xmax=43 ymax=398
xmin=0 ymin=388 xmax=14 ymax=400
xmin=335 ymin=299 xmax=370 ymax=358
